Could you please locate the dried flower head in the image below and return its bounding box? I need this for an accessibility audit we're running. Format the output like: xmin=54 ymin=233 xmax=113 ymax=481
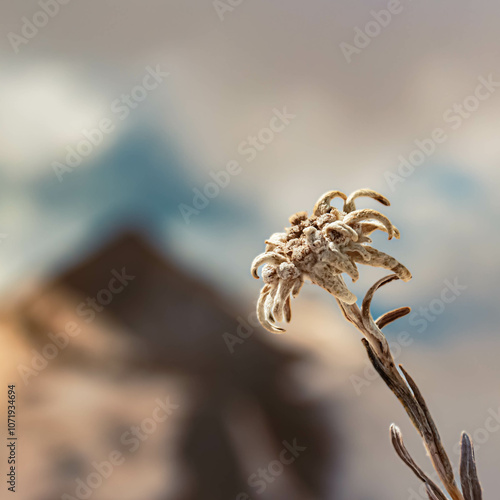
xmin=250 ymin=188 xmax=484 ymax=500
xmin=251 ymin=189 xmax=411 ymax=333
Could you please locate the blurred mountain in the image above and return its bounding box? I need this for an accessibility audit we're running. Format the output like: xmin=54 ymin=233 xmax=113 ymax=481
xmin=3 ymin=231 xmax=340 ymax=500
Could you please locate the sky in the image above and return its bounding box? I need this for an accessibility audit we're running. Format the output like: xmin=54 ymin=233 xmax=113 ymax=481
xmin=1 ymin=2 xmax=500 ymax=333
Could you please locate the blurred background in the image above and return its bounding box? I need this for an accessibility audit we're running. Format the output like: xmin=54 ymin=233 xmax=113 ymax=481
xmin=1 ymin=1 xmax=500 ymax=499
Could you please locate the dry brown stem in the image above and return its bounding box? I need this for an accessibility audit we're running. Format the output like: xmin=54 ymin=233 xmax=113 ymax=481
xmin=341 ymin=274 xmax=482 ymax=500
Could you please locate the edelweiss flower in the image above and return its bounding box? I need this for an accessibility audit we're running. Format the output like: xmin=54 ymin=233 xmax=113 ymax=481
xmin=251 ymin=189 xmax=412 ymax=333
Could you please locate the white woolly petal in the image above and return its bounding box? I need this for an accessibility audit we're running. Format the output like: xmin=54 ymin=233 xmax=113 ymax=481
xmin=345 ymin=243 xmax=372 ymax=261
xmin=327 ymin=247 xmax=359 ymax=281
xmin=272 ymin=280 xmax=295 ymax=322
xmin=352 ymin=247 xmax=412 ymax=282
xmin=251 ymin=252 xmax=287 ymax=279
xmin=313 ymin=190 xmax=347 ymax=216
xmin=344 ymin=189 xmax=390 ymax=213
xmin=343 ymin=209 xmax=395 ymax=240
xmin=311 ymin=263 xmax=357 ymax=304
xmin=324 ymin=221 xmax=358 ymax=241
xmin=291 ymin=276 xmax=304 ymax=297
xmin=257 ymin=285 xmax=284 ymax=333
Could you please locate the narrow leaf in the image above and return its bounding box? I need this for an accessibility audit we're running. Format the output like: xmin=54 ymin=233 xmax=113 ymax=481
xmin=376 ymin=306 xmax=411 ymax=329
xmin=460 ymin=433 xmax=483 ymax=500
xmin=390 ymin=425 xmax=449 ymax=500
